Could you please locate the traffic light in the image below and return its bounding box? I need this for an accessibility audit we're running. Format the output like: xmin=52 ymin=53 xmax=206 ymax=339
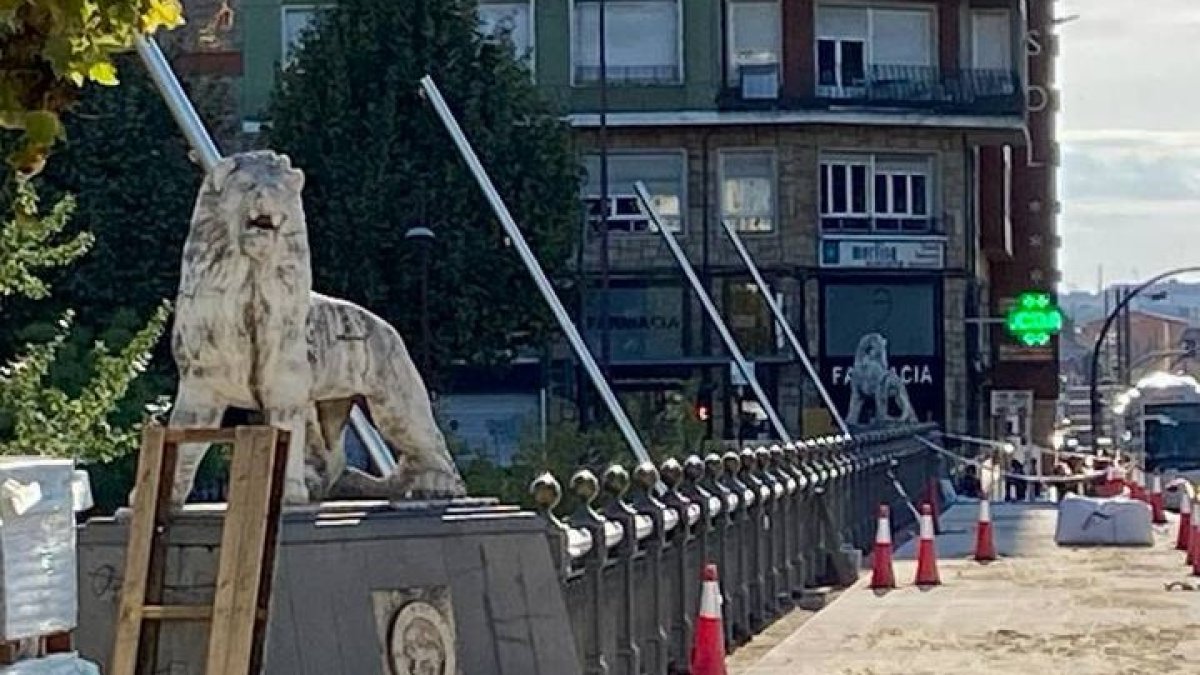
xmin=695 ymin=385 xmax=715 ymax=438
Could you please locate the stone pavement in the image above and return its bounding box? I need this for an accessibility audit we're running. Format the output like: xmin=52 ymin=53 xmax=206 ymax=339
xmin=738 ymin=501 xmax=1200 ymax=675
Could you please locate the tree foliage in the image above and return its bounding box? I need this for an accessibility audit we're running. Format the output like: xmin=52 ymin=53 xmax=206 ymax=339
xmin=0 ymin=0 xmax=184 ymax=174
xmin=0 ymin=51 xmax=195 ymax=461
xmin=267 ymin=0 xmax=581 ymax=385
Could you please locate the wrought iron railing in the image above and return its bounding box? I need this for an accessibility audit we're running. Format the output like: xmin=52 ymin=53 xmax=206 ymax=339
xmin=530 ymin=424 xmax=940 ymax=675
xmin=719 ymin=65 xmax=1022 ymax=115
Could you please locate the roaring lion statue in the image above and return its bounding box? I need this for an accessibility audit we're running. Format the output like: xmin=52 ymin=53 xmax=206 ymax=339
xmin=168 ymin=150 xmax=466 ymax=505
xmin=845 ymin=333 xmax=918 ymax=427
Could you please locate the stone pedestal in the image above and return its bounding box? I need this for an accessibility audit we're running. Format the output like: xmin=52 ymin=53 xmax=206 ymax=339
xmin=76 ymin=500 xmax=580 ymax=675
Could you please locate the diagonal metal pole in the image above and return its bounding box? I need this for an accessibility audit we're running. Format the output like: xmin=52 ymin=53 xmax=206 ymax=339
xmin=719 ymin=220 xmax=852 ymax=439
xmin=133 ymin=34 xmax=397 ymax=476
xmin=420 ymin=76 xmax=655 ymax=469
xmin=633 ymin=182 xmax=792 ymax=445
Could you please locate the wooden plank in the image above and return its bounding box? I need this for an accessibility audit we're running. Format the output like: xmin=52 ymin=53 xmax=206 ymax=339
xmin=204 ymin=427 xmax=280 ymax=675
xmin=142 ymin=605 xmax=213 ymax=621
xmin=142 ymin=606 xmax=267 ymax=622
xmin=163 ymin=428 xmax=239 ymax=445
xmin=109 ymin=425 xmax=167 ymax=675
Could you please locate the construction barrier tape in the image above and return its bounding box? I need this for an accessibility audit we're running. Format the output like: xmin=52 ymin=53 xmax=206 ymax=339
xmin=884 ymin=468 xmax=922 ymax=521
xmin=915 ymin=436 xmax=1109 ymax=485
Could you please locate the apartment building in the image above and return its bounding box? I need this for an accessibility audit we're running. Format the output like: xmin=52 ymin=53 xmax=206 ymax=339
xmin=178 ymin=0 xmax=1062 ymax=448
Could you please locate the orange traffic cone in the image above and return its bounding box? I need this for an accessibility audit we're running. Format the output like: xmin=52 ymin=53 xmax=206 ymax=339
xmin=974 ymin=499 xmax=996 ymax=562
xmin=1178 ymin=495 xmax=1193 ymax=551
xmin=1191 ymin=503 xmax=1200 ymax=574
xmin=1150 ymin=475 xmax=1167 ymax=524
xmin=690 ymin=564 xmax=727 ymax=675
xmin=1190 ymin=502 xmax=1200 ymax=568
xmin=870 ymin=504 xmax=896 ymax=589
xmin=914 ymin=503 xmax=941 ymax=586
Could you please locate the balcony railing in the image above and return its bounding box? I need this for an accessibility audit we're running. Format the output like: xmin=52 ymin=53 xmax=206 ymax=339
xmin=719 ymin=64 xmax=1022 ymax=115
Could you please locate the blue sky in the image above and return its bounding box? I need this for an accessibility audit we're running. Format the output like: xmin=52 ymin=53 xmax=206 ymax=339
xmin=1059 ymin=0 xmax=1200 ymax=290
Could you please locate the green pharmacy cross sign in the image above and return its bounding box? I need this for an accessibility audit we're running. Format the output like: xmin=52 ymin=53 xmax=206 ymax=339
xmin=1006 ymin=291 xmax=1063 ymax=347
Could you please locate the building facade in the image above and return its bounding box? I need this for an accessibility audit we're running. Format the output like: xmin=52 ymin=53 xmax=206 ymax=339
xmin=177 ymin=0 xmax=1062 ymax=449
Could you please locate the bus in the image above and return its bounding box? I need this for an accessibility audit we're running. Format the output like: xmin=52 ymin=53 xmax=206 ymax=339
xmin=1114 ymin=371 xmax=1200 ymax=507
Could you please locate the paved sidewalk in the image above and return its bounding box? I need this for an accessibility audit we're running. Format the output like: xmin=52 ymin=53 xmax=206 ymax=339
xmin=739 ymin=502 xmax=1200 ymax=675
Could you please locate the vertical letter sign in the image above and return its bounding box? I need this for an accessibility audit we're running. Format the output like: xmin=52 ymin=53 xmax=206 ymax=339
xmin=1005 ymin=291 xmax=1063 ymax=347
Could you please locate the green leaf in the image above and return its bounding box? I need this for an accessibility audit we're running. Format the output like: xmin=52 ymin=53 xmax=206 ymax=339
xmin=87 ymin=62 xmax=119 ymax=86
xmin=23 ymin=111 xmax=63 ymax=145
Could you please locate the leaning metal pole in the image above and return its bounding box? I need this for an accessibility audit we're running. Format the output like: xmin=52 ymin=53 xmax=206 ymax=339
xmin=720 ymin=220 xmax=852 ymax=439
xmin=633 ymin=182 xmax=793 ymax=444
xmin=133 ymin=34 xmax=397 ymax=475
xmin=133 ymin=35 xmax=221 ymax=172
xmin=420 ymin=76 xmax=655 ymax=468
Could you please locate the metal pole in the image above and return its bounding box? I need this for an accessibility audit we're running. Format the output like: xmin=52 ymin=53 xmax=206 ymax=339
xmin=134 ymin=33 xmax=397 ymax=476
xmin=420 ymin=76 xmax=654 ymax=468
xmin=133 ymin=35 xmax=221 ymax=172
xmin=1089 ymin=266 xmax=1200 ymax=446
xmin=720 ymin=219 xmax=852 ymax=438
xmin=633 ymin=182 xmax=792 ymax=444
xmin=597 ymin=0 xmax=612 ymax=382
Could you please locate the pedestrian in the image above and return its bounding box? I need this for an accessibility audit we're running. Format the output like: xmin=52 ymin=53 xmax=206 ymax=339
xmin=1028 ymin=458 xmax=1042 ymax=501
xmin=957 ymin=464 xmax=983 ymax=499
xmin=1007 ymin=458 xmax=1026 ymax=502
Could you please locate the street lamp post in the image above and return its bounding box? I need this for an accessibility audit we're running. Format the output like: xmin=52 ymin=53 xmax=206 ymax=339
xmin=405 ymin=226 xmax=436 ymax=377
xmin=1089 ymin=267 xmax=1200 ymax=445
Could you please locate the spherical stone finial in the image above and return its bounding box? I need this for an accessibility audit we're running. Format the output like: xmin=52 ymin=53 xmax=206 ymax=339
xmin=704 ymin=453 xmax=724 ymax=479
xmin=769 ymin=445 xmax=785 ymax=466
xmin=756 ymin=446 xmax=773 ymax=470
xmin=682 ymin=455 xmax=705 ymax=483
xmin=602 ymin=464 xmax=630 ymax=498
xmin=570 ymin=469 xmax=599 ymax=504
xmin=722 ymin=452 xmax=742 ymax=475
xmin=529 ymin=471 xmax=562 ymax=511
xmin=633 ymin=461 xmax=660 ymax=491
xmin=740 ymin=447 xmax=757 ymax=472
xmin=660 ymin=458 xmax=684 ymax=489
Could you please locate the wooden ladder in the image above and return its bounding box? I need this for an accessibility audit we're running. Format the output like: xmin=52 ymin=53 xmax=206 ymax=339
xmin=110 ymin=425 xmax=289 ymax=675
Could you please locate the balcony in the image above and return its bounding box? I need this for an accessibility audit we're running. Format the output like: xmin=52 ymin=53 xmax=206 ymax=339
xmin=718 ymin=65 xmax=1023 ymax=116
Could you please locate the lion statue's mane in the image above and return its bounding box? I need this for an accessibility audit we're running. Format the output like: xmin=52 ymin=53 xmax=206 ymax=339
xmin=168 ymin=150 xmax=465 ymax=505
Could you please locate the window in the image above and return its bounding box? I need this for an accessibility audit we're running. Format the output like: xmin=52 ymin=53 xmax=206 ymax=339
xmin=820 ymin=154 xmax=933 ymax=233
xmin=720 ymin=151 xmax=776 ymax=233
xmin=971 ymin=9 xmax=1012 ymax=71
xmin=582 ymin=152 xmax=686 ymax=232
xmin=816 ymin=5 xmax=933 ymax=95
xmin=281 ymin=6 xmax=327 ymax=65
xmin=727 ymin=2 xmax=781 ymax=86
xmin=725 ymin=280 xmax=781 ymax=356
xmin=479 ymin=2 xmax=534 ymax=63
xmin=572 ymin=0 xmax=681 ymax=84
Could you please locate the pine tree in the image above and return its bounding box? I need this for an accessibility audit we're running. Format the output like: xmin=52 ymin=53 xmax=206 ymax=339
xmin=267 ymin=0 xmax=581 ymax=384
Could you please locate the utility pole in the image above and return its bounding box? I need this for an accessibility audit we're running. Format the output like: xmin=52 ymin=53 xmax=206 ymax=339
xmin=598 ymin=0 xmax=611 ymax=389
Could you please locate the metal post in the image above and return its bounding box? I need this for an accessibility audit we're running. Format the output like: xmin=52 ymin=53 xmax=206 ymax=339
xmin=720 ymin=220 xmax=852 ymax=439
xmin=420 ymin=76 xmax=654 ymax=468
xmin=133 ymin=35 xmax=221 ymax=172
xmin=633 ymin=182 xmax=792 ymax=444
xmin=134 ymin=33 xmax=397 ymax=476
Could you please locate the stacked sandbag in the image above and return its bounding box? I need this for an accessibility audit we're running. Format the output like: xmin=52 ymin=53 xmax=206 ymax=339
xmin=0 ymin=459 xmax=97 ymax=673
xmin=1054 ymin=492 xmax=1153 ymax=546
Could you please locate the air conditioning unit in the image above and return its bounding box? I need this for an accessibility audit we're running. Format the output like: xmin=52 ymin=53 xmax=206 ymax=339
xmin=739 ymin=63 xmax=779 ymax=100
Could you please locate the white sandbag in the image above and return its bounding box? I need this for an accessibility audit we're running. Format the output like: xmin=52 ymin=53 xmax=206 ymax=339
xmin=0 ymin=459 xmax=78 ymax=639
xmin=1055 ymin=493 xmax=1153 ymax=546
xmin=0 ymin=654 xmax=99 ymax=674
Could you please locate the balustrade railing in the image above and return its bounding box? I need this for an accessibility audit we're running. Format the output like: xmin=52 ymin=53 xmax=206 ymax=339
xmin=530 ymin=423 xmax=940 ymax=675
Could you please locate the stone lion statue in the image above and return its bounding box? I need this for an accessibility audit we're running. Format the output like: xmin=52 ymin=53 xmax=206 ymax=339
xmin=168 ymin=150 xmax=466 ymax=505
xmin=845 ymin=333 xmax=918 ymax=427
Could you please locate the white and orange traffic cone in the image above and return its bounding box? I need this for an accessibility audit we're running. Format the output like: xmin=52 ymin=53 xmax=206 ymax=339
xmin=690 ymin=564 xmax=727 ymax=675
xmin=1190 ymin=501 xmax=1200 ymax=568
xmin=914 ymin=503 xmax=941 ymax=586
xmin=1150 ymin=475 xmax=1167 ymax=525
xmin=974 ymin=499 xmax=996 ymax=562
xmin=870 ymin=504 xmax=895 ymax=590
xmin=1178 ymin=495 xmax=1193 ymax=551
